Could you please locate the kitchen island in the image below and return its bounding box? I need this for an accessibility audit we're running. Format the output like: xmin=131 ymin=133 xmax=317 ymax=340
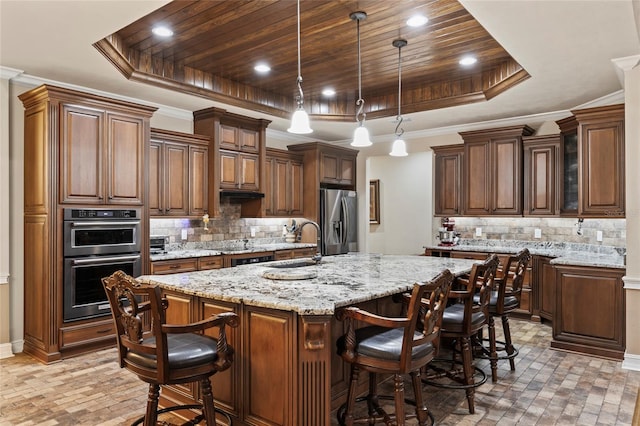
xmin=138 ymin=253 xmax=477 ymax=426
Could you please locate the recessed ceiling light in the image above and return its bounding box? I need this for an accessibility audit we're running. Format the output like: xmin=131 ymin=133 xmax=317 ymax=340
xmin=459 ymin=56 xmax=477 ymax=66
xmin=322 ymin=88 xmax=336 ymax=97
xmin=152 ymin=26 xmax=173 ymax=37
xmin=254 ymin=63 xmax=271 ymax=73
xmin=406 ymin=15 xmax=428 ymax=27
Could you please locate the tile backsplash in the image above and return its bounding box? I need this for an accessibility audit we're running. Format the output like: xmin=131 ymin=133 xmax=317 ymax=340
xmin=434 ymin=217 xmax=626 ymax=248
xmin=150 ymin=200 xmax=306 ymax=249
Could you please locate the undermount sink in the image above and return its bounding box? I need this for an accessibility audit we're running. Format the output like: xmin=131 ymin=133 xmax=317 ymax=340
xmin=261 ymin=259 xmax=320 ymax=280
xmin=266 ymin=259 xmax=320 ymax=269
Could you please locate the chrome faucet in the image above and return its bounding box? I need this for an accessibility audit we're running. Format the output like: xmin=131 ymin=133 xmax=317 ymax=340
xmin=296 ymin=221 xmax=322 ymax=263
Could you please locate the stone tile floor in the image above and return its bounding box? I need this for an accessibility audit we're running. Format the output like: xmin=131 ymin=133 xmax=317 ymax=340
xmin=1 ymin=319 xmax=638 ymax=425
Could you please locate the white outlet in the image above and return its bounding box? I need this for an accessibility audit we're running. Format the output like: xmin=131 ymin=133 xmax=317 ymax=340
xmin=250 ymin=227 xmax=256 ymax=237
xmin=475 ymin=227 xmax=482 ymax=237
xmin=597 ymin=230 xmax=603 ymax=242
xmin=181 ymin=229 xmax=188 ymax=240
xmin=534 ymin=228 xmax=542 ymax=239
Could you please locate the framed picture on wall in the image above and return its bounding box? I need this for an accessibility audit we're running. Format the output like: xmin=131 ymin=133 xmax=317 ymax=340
xmin=369 ymin=179 xmax=380 ymax=224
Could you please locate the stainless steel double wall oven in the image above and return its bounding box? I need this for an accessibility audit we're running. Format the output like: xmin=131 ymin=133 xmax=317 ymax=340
xmin=63 ymin=208 xmax=141 ymax=321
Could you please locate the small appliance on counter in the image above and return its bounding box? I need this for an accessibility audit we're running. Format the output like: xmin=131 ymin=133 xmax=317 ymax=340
xmin=437 ymin=217 xmax=459 ymax=246
xmin=150 ymin=235 xmax=169 ymax=255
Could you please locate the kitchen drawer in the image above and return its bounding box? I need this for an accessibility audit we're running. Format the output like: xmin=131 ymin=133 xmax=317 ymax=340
xmin=59 ymin=319 xmax=115 ymax=349
xmin=450 ymin=251 xmax=488 ymax=260
xmin=198 ymin=256 xmax=223 ymax=270
xmin=151 ymin=258 xmax=198 ymax=274
xmin=274 ymin=247 xmax=317 ymax=260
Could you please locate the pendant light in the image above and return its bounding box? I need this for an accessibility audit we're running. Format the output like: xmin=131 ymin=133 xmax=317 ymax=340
xmin=350 ymin=11 xmax=372 ymax=147
xmin=287 ymin=0 xmax=312 ymax=134
xmin=389 ymin=38 xmax=408 ymax=157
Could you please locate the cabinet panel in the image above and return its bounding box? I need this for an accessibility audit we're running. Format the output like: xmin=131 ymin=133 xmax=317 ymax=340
xmin=198 ymin=256 xmax=223 ymax=270
xmin=60 ymin=104 xmax=104 ymax=204
xmin=580 ymin=122 xmax=624 ymax=216
xmin=492 ymin=138 xmax=521 ymax=214
xmin=266 ymin=149 xmax=305 ymax=217
xmin=189 ymin=145 xmax=208 ymax=216
xmin=201 ymin=300 xmax=240 ymax=416
xmin=240 ymin=153 xmax=259 ymax=190
xmin=464 ymin=141 xmax=491 ymax=215
xmin=289 ymin=159 xmax=304 ymax=216
xmin=220 ymin=150 xmax=238 ymax=188
xmin=320 ymin=152 xmax=356 ymax=187
xmin=165 ymin=143 xmax=189 ymax=215
xmin=148 ymin=142 xmax=162 ymax=215
xmin=433 ymin=145 xmax=462 ymax=216
xmin=523 ymin=135 xmax=560 ymax=216
xmin=274 ymin=158 xmax=289 ymax=216
xmin=107 ymin=114 xmax=144 ymax=205
xmin=244 ymin=307 xmax=293 ymax=426
xmin=538 ymin=257 xmax=555 ymax=321
xmin=552 ymin=265 xmax=625 ymax=359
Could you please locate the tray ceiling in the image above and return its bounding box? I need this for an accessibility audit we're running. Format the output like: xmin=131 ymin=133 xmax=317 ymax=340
xmin=94 ymin=0 xmax=529 ymax=122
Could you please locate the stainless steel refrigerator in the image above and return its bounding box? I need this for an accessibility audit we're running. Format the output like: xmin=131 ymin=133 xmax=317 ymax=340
xmin=319 ymin=189 xmax=358 ymax=255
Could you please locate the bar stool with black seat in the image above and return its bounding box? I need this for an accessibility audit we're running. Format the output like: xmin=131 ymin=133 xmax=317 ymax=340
xmin=474 ymin=248 xmax=531 ymax=382
xmin=335 ymin=269 xmax=453 ymax=426
xmin=422 ymin=254 xmax=499 ymax=415
xmin=102 ymin=270 xmax=238 ymax=426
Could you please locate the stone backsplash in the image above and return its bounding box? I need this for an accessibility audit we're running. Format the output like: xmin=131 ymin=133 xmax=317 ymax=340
xmin=434 ymin=217 xmax=626 ymax=248
xmin=150 ymin=200 xmax=306 ymax=249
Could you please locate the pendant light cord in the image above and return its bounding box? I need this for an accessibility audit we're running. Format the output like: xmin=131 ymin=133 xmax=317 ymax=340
xmin=296 ymin=0 xmax=304 ymax=107
xmin=395 ymin=41 xmax=404 ymax=138
xmin=355 ymin=16 xmax=366 ymax=124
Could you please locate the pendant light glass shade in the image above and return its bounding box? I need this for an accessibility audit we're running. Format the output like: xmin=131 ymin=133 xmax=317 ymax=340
xmin=288 ymin=107 xmax=312 ymax=134
xmin=390 ymin=38 xmax=408 ymax=157
xmin=288 ymin=0 xmax=312 ymax=134
xmin=352 ymin=124 xmax=372 ymax=147
xmin=389 ymin=138 xmax=408 ymax=156
xmin=350 ymin=11 xmax=372 ymax=147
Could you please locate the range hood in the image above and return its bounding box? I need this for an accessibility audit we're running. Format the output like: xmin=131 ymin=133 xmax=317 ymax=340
xmin=220 ymin=190 xmax=265 ymax=199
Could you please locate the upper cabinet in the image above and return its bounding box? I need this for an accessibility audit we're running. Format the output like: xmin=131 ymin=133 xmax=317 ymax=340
xmin=433 ymin=145 xmax=463 ymax=217
xmin=288 ymin=142 xmax=359 ymax=222
xmin=149 ymin=129 xmax=209 ymax=217
xmin=556 ymin=104 xmax=625 ymax=218
xmin=265 ymin=148 xmax=304 ymax=217
xmin=523 ymin=134 xmax=561 ymax=216
xmin=59 ymin=104 xmax=148 ymax=205
xmin=460 ymin=125 xmax=534 ymax=216
xmin=193 ymin=107 xmax=271 ymax=217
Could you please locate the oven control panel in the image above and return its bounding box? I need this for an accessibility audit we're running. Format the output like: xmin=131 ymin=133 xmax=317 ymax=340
xmin=65 ymin=209 xmax=139 ymax=219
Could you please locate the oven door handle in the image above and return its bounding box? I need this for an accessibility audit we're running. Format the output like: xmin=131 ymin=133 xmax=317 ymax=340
xmin=71 ymin=255 xmax=141 ymax=265
xmin=69 ymin=221 xmax=140 ymax=227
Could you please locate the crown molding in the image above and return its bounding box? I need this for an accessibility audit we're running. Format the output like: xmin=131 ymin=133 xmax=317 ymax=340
xmin=0 ymin=66 xmax=24 ymax=80
xmin=612 ymin=54 xmax=640 ymax=87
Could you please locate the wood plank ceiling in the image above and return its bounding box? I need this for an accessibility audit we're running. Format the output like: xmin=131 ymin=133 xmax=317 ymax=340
xmin=94 ymin=0 xmax=529 ymax=122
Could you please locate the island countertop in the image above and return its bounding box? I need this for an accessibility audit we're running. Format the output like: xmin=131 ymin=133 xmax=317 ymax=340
xmin=138 ymin=253 xmax=477 ymax=315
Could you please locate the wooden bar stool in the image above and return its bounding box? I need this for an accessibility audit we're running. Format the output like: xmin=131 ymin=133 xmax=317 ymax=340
xmin=335 ymin=269 xmax=453 ymax=426
xmin=474 ymin=248 xmax=531 ymax=382
xmin=102 ymin=271 xmax=238 ymax=425
xmin=422 ymin=254 xmax=499 ymax=414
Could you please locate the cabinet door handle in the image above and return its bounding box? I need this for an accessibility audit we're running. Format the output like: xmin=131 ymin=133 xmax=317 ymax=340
xmin=96 ymin=328 xmax=111 ymax=334
xmin=169 ymin=265 xmax=180 ymax=269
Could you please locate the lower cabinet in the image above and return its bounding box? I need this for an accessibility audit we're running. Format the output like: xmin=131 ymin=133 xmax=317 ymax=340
xmin=534 ymin=256 xmax=555 ymax=321
xmin=551 ymin=265 xmax=625 ymax=360
xmin=274 ymin=247 xmax=317 ymax=260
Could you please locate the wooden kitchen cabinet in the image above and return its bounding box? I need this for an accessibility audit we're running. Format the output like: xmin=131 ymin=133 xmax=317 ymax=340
xmin=523 ymin=135 xmax=561 ymax=216
xmin=288 ymin=142 xmax=359 ymax=222
xmin=556 ymin=104 xmax=625 ymax=217
xmin=193 ymin=107 xmax=271 ymax=218
xmin=59 ymin=104 xmax=146 ymax=205
xmin=433 ymin=144 xmax=463 ymax=216
xmin=534 ymin=256 xmax=555 ymax=321
xmin=274 ymin=247 xmax=317 ymax=260
xmin=19 ymin=84 xmax=156 ymax=363
xmin=320 ymin=150 xmax=356 ymax=187
xmin=552 ymin=264 xmax=625 ymax=360
xmin=460 ymin=125 xmax=534 ymax=216
xmin=150 ymin=258 xmax=199 ymax=275
xmin=265 ymin=148 xmax=304 ymax=216
xmin=149 ymin=129 xmax=209 ymax=217
xmin=219 ymin=149 xmax=260 ymax=191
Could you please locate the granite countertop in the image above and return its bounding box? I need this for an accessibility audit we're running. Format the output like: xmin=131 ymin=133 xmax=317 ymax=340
xmin=139 ymin=253 xmax=477 ymax=315
xmin=150 ymin=243 xmax=317 ymax=262
xmin=423 ymin=240 xmax=625 ymax=269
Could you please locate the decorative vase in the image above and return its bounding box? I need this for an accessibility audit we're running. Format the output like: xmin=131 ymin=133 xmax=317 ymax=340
xmin=285 ymin=232 xmax=296 ymax=243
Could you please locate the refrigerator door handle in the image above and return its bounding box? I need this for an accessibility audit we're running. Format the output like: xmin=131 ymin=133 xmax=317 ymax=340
xmin=341 ymin=198 xmax=348 ymax=245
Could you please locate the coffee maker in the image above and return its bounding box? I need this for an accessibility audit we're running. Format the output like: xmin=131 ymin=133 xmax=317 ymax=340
xmin=437 ymin=217 xmax=459 ymax=246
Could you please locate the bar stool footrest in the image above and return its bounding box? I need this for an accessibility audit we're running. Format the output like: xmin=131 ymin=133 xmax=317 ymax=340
xmin=422 ymin=358 xmax=488 ymax=390
xmin=336 ymin=394 xmax=435 ymax=426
